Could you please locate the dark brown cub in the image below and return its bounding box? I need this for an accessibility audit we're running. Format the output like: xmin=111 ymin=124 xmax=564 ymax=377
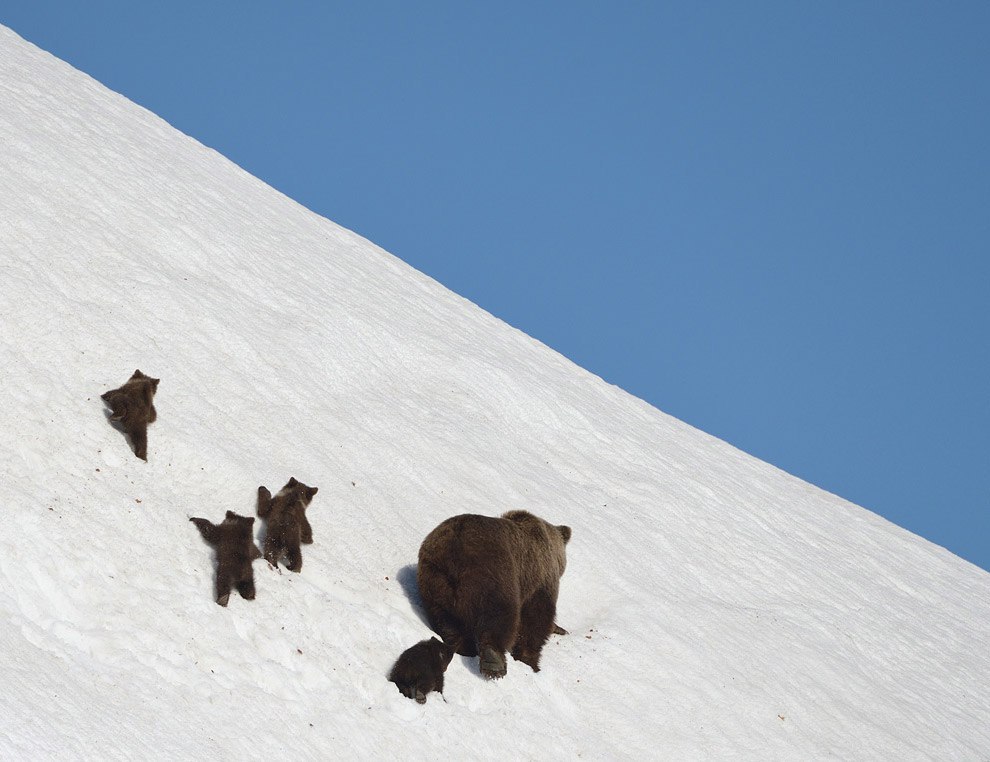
xmin=256 ymin=477 xmax=319 ymax=572
xmin=100 ymin=369 xmax=159 ymax=461
xmin=189 ymin=511 xmax=262 ymax=606
xmin=388 ymin=637 xmax=456 ymax=704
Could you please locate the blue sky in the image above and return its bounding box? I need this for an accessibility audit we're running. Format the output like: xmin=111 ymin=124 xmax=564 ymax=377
xmin=5 ymin=3 xmax=988 ymax=572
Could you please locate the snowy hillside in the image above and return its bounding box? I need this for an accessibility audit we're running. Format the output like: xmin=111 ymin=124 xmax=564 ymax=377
xmin=1 ymin=24 xmax=988 ymax=760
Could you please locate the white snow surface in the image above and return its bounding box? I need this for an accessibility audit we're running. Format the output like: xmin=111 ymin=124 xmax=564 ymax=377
xmin=1 ymin=25 xmax=988 ymax=761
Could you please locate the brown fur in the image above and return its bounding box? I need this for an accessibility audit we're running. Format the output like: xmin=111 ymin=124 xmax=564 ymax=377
xmin=100 ymin=369 xmax=159 ymax=461
xmin=256 ymin=477 xmax=319 ymax=572
xmin=416 ymin=510 xmax=571 ymax=680
xmin=388 ymin=637 xmax=455 ymax=704
xmin=189 ymin=511 xmax=261 ymax=606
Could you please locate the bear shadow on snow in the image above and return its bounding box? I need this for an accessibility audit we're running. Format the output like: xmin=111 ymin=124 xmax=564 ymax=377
xmin=396 ymin=563 xmax=429 ymax=627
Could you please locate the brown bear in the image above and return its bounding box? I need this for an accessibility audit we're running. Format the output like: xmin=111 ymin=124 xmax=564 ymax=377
xmin=388 ymin=637 xmax=455 ymax=704
xmin=416 ymin=510 xmax=571 ymax=681
xmin=100 ymin=369 xmax=159 ymax=461
xmin=189 ymin=511 xmax=261 ymax=606
xmin=256 ymin=477 xmax=319 ymax=572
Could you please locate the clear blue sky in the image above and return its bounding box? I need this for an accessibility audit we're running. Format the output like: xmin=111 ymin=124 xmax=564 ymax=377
xmin=5 ymin=3 xmax=988 ymax=572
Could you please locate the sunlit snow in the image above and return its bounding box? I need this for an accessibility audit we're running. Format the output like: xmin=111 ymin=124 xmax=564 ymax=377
xmin=1 ymin=25 xmax=988 ymax=760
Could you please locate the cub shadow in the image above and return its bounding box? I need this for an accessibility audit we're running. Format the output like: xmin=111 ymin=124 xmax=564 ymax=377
xmin=252 ymin=488 xmax=274 ymax=570
xmin=102 ymin=406 xmax=135 ymax=452
xmin=189 ymin=522 xmax=222 ymax=601
xmin=255 ymin=521 xmax=269 ymax=564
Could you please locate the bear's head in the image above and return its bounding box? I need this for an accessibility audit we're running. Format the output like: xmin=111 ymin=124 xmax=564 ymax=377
xmin=283 ymin=476 xmax=319 ymax=505
xmin=429 ymin=637 xmax=456 ymax=670
xmin=502 ymin=510 xmax=571 ymax=577
xmin=130 ymin=369 xmax=160 ymax=391
xmin=223 ymin=511 xmax=256 ymax=532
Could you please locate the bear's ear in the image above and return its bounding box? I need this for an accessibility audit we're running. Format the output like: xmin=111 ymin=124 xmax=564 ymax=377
xmin=288 ymin=476 xmax=298 ymax=487
xmin=435 ymin=638 xmax=456 ymax=661
xmin=558 ymin=525 xmax=572 ymax=543
xmin=225 ymin=510 xmax=237 ymax=520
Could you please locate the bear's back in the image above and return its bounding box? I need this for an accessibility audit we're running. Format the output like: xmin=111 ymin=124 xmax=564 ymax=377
xmin=215 ymin=519 xmax=257 ymax=565
xmin=418 ymin=513 xmax=520 ymax=571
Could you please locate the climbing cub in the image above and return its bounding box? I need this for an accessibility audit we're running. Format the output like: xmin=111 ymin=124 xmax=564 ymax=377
xmin=100 ymin=369 xmax=159 ymax=461
xmin=189 ymin=511 xmax=261 ymax=606
xmin=256 ymin=477 xmax=319 ymax=572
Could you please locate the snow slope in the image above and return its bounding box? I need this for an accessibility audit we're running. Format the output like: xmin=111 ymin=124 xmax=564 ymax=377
xmin=1 ymin=25 xmax=988 ymax=760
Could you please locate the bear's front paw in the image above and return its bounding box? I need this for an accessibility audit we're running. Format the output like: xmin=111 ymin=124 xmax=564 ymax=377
xmin=393 ymin=679 xmax=430 ymax=704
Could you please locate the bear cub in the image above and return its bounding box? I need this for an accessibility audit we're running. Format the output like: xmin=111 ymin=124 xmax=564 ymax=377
xmin=101 ymin=369 xmax=159 ymax=461
xmin=257 ymin=477 xmax=319 ymax=572
xmin=415 ymin=510 xmax=571 ymax=683
xmin=388 ymin=637 xmax=455 ymax=704
xmin=190 ymin=511 xmax=261 ymax=606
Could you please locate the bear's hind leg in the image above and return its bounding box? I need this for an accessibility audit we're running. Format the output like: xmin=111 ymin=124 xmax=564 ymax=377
xmin=300 ymin=515 xmax=314 ymax=544
xmin=511 ymin=587 xmax=556 ymax=672
xmin=263 ymin=534 xmax=281 ymax=569
xmin=236 ymin=576 xmax=256 ymax=601
xmin=423 ymin=606 xmax=475 ymax=658
xmin=215 ymin=569 xmax=233 ymax=607
xmin=475 ymin=596 xmax=519 ymax=680
xmin=479 ymin=646 xmax=507 ymax=680
xmin=285 ymin=536 xmax=303 ymax=573
xmin=129 ymin=425 xmax=148 ymax=461
xmin=419 ymin=562 xmax=476 ymax=657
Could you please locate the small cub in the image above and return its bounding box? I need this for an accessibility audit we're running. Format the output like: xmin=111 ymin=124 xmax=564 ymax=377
xmin=190 ymin=511 xmax=262 ymax=606
xmin=257 ymin=477 xmax=319 ymax=572
xmin=389 ymin=637 xmax=455 ymax=704
xmin=101 ymin=369 xmax=159 ymax=461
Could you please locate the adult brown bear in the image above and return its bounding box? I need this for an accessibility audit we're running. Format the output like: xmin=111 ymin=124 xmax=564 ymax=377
xmin=416 ymin=510 xmax=571 ymax=681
